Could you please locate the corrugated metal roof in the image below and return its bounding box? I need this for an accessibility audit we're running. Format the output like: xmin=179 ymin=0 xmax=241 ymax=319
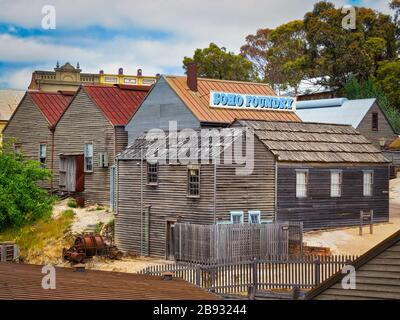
xmin=296 ymin=98 xmax=376 ymax=128
xmin=0 ymin=262 xmax=219 ymax=300
xmin=83 ymin=85 xmax=150 ymax=126
xmin=164 ymin=76 xmax=301 ymax=123
xmin=306 ymin=229 xmax=400 ymax=300
xmin=0 ymin=89 xmax=25 ymax=121
xmin=237 ymin=120 xmax=390 ymax=163
xmin=28 ymin=91 xmax=73 ymax=126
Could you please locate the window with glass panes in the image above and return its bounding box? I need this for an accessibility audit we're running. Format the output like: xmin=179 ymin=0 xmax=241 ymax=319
xmin=248 ymin=211 xmax=261 ymax=224
xmin=363 ymin=171 xmax=373 ymax=196
xmin=296 ymin=170 xmax=308 ymax=198
xmin=39 ymin=144 xmax=47 ymax=167
xmin=187 ymin=167 xmax=200 ymax=197
xmin=84 ymin=143 xmax=93 ymax=172
xmin=231 ymin=211 xmax=243 ymax=224
xmin=330 ymin=170 xmax=342 ymax=197
xmin=147 ymin=162 xmax=158 ymax=184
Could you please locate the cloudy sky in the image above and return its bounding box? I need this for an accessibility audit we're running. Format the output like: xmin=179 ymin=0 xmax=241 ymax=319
xmin=0 ymin=0 xmax=394 ymax=89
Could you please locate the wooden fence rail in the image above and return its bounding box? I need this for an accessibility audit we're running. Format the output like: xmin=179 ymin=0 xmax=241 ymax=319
xmin=139 ymin=254 xmax=357 ymax=294
xmin=174 ymin=222 xmax=303 ymax=263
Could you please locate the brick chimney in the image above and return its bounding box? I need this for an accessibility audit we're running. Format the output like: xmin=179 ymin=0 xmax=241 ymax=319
xmin=187 ymin=62 xmax=198 ymax=92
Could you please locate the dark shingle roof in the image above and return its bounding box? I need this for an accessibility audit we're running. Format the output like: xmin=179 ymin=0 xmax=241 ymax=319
xmin=236 ymin=120 xmax=390 ymax=163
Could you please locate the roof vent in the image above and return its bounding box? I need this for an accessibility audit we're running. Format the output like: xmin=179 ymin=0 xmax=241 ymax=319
xmin=296 ymin=98 xmax=348 ymax=110
xmin=99 ymin=70 xmax=104 ymax=75
xmin=118 ymin=68 xmax=124 ymax=75
xmin=162 ymin=272 xmax=173 ymax=281
xmin=137 ymin=69 xmax=143 ymax=76
xmin=187 ymin=62 xmax=198 ymax=92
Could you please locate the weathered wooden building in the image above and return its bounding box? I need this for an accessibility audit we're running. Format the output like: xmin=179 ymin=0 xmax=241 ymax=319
xmin=114 ymin=120 xmax=390 ymax=259
xmin=125 ymin=64 xmax=300 ymax=143
xmin=53 ymin=84 xmax=150 ymax=204
xmin=2 ymin=91 xmax=73 ymax=189
xmin=296 ymin=98 xmax=398 ymax=149
xmin=306 ymin=229 xmax=400 ymax=300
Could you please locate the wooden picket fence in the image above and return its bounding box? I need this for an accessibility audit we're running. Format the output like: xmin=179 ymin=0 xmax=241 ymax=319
xmin=174 ymin=222 xmax=303 ymax=263
xmin=139 ymin=254 xmax=357 ymax=294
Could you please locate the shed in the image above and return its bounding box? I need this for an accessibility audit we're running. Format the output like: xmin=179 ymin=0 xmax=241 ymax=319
xmin=2 ymin=91 xmax=73 ymax=190
xmin=53 ymin=84 xmax=150 ymax=204
xmin=306 ymin=229 xmax=400 ymax=300
xmin=295 ymin=98 xmax=397 ymax=149
xmin=114 ymin=120 xmax=390 ymax=259
xmin=0 ymin=262 xmax=218 ymax=300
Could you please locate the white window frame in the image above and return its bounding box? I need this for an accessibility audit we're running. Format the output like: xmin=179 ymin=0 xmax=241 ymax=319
xmin=330 ymin=170 xmax=342 ymax=197
xmin=39 ymin=144 xmax=47 ymax=167
xmin=296 ymin=169 xmax=308 ymax=198
xmin=363 ymin=170 xmax=374 ymax=196
xmin=248 ymin=210 xmax=261 ymax=224
xmin=84 ymin=143 xmax=94 ymax=173
xmin=230 ymin=211 xmax=244 ymax=224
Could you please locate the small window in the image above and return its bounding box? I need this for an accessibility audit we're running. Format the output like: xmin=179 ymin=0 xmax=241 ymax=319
xmin=248 ymin=210 xmax=261 ymax=224
xmin=187 ymin=166 xmax=200 ymax=197
xmin=372 ymin=112 xmax=378 ymax=131
xmin=147 ymin=162 xmax=158 ymax=185
xmin=330 ymin=170 xmax=342 ymax=197
xmin=39 ymin=144 xmax=47 ymax=167
xmin=296 ymin=170 xmax=308 ymax=198
xmin=14 ymin=143 xmax=22 ymax=155
xmin=230 ymin=211 xmax=244 ymax=224
xmin=84 ymin=143 xmax=93 ymax=172
xmin=363 ymin=171 xmax=373 ymax=196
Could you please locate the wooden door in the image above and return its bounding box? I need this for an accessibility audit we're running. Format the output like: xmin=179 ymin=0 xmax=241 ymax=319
xmin=75 ymin=155 xmax=85 ymax=192
xmin=166 ymin=221 xmax=176 ymax=260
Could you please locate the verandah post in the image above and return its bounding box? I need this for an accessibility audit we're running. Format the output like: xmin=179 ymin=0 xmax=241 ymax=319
xmin=314 ymin=257 xmax=321 ymax=286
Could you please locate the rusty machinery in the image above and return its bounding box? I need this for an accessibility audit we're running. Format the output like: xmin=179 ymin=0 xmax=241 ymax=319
xmin=63 ymin=233 xmax=122 ymax=263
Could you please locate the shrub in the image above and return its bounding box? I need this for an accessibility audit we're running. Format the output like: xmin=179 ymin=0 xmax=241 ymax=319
xmin=67 ymin=198 xmax=78 ymax=208
xmin=0 ymin=143 xmax=55 ymax=230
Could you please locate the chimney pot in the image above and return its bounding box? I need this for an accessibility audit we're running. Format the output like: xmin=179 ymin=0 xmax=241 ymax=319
xmin=137 ymin=69 xmax=143 ymax=76
xmin=118 ymin=67 xmax=124 ymax=75
xmin=99 ymin=70 xmax=104 ymax=75
xmin=187 ymin=62 xmax=198 ymax=91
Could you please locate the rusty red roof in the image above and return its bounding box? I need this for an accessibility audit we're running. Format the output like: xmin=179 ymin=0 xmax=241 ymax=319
xmin=0 ymin=262 xmax=219 ymax=300
xmin=28 ymin=91 xmax=73 ymax=127
xmin=83 ymin=85 xmax=150 ymax=126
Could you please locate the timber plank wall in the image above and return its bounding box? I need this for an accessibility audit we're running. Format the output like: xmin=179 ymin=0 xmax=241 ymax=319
xmin=2 ymin=94 xmax=52 ymax=189
xmin=357 ymin=102 xmax=397 ymax=149
xmin=53 ymin=90 xmax=126 ymax=204
xmin=115 ymin=138 xmax=276 ymax=258
xmin=276 ymin=163 xmax=389 ymax=230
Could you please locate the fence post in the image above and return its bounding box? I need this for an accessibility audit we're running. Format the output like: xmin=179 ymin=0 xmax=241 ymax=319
xmin=196 ymin=266 xmax=201 ymax=287
xmin=252 ymin=257 xmax=258 ymax=290
xmin=292 ymin=286 xmax=300 ymax=300
xmin=248 ymin=285 xmax=255 ymax=300
xmin=314 ymin=257 xmax=321 ymax=286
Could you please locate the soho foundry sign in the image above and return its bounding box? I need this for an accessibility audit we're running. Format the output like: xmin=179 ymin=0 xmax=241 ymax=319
xmin=210 ymin=91 xmax=296 ymax=111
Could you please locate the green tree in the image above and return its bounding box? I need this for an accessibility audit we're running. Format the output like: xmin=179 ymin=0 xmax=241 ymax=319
xmin=375 ymin=59 xmax=400 ymax=108
xmin=0 ymin=142 xmax=54 ymax=230
xmin=240 ymin=21 xmax=307 ymax=93
xmin=183 ymin=43 xmax=254 ymax=81
xmin=304 ymin=1 xmax=397 ymax=91
xmin=342 ymin=75 xmax=400 ymax=132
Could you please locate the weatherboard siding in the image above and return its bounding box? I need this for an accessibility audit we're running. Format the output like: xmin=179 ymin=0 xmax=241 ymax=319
xmin=125 ymin=77 xmax=200 ymax=144
xmin=2 ymin=94 xmax=53 ymax=189
xmin=357 ymin=102 xmax=397 ymax=149
xmin=115 ymin=138 xmax=276 ymax=258
xmin=54 ymin=90 xmax=120 ymax=204
xmin=276 ymin=163 xmax=389 ymax=229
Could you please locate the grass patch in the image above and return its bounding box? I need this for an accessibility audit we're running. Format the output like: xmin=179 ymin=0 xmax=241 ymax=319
xmin=0 ymin=209 xmax=75 ymax=264
xmin=67 ymin=198 xmax=78 ymax=208
xmin=94 ymin=221 xmax=104 ymax=234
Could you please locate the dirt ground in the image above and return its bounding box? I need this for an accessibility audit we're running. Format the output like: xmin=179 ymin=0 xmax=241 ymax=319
xmin=303 ymin=178 xmax=400 ymax=256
